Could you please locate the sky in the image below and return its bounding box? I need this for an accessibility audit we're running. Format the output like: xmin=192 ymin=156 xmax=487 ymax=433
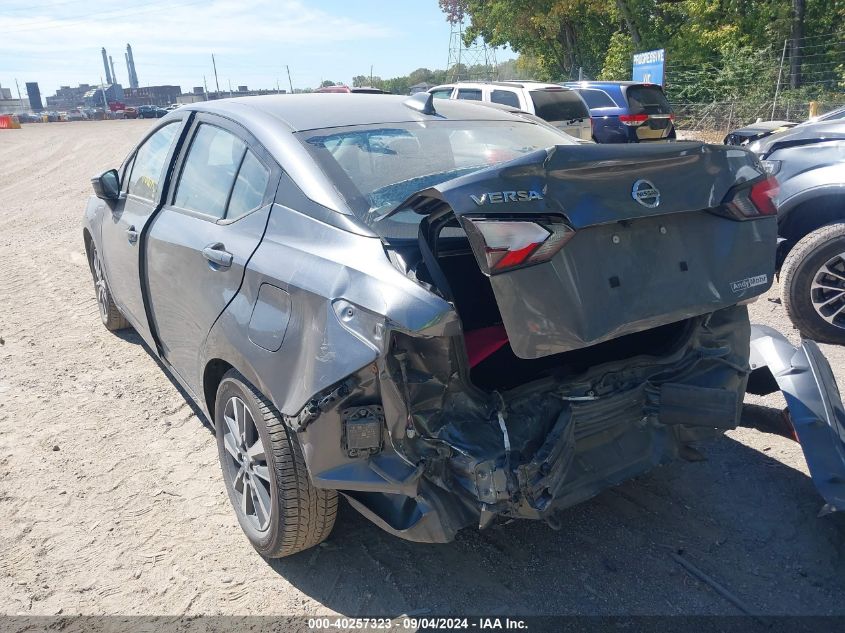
xmin=0 ymin=0 xmax=514 ymax=98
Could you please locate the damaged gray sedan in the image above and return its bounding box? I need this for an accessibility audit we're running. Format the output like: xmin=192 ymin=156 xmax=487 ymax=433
xmin=83 ymin=93 xmax=845 ymax=557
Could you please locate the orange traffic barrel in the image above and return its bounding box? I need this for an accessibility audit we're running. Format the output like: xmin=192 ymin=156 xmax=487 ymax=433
xmin=0 ymin=114 xmax=21 ymax=129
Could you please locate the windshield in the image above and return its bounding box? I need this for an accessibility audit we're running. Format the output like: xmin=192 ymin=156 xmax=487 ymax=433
xmin=297 ymin=120 xmax=573 ymax=238
xmin=529 ymin=90 xmax=589 ymax=122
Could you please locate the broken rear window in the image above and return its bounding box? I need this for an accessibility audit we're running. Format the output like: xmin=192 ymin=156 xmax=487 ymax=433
xmin=297 ymin=120 xmax=572 ymax=238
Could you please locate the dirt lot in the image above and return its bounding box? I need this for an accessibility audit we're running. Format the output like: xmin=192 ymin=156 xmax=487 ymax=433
xmin=1 ymin=120 xmax=844 ymax=618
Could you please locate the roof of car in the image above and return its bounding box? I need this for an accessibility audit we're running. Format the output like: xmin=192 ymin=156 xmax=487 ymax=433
xmin=431 ymin=81 xmax=573 ymax=91
xmin=184 ymin=93 xmax=526 ymax=132
xmin=563 ymin=81 xmax=663 ymax=88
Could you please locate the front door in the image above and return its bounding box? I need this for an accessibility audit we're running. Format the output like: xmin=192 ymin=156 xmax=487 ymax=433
xmin=99 ymin=120 xmax=184 ymax=347
xmin=145 ymin=116 xmax=277 ymax=393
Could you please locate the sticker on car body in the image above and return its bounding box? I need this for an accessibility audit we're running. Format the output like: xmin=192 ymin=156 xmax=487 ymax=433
xmin=731 ymin=274 xmax=768 ymax=293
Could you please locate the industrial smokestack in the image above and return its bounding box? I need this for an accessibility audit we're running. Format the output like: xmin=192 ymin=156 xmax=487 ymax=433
xmin=126 ymin=43 xmax=139 ymax=89
xmin=101 ymin=47 xmax=113 ymax=84
xmin=109 ymin=56 xmax=117 ymax=86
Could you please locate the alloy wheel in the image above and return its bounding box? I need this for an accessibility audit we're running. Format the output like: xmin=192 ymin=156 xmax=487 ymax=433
xmin=91 ymin=246 xmax=109 ymax=323
xmin=222 ymin=396 xmax=272 ymax=532
xmin=811 ymin=252 xmax=845 ymax=329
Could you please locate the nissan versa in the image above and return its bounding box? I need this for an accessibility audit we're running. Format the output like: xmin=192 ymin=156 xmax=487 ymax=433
xmin=83 ymin=94 xmax=845 ymax=557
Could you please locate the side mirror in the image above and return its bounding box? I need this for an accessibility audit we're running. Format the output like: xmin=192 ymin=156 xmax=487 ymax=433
xmin=92 ymin=169 xmax=120 ymax=200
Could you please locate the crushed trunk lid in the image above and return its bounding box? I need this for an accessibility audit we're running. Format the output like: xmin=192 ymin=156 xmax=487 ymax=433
xmin=409 ymin=142 xmax=777 ymax=359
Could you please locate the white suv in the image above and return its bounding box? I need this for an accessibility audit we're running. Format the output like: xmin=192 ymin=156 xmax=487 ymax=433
xmin=428 ymin=81 xmax=592 ymax=141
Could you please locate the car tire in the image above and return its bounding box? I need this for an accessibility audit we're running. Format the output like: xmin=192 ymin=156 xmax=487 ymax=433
xmin=781 ymin=223 xmax=845 ymax=344
xmin=89 ymin=243 xmax=129 ymax=331
xmin=214 ymin=369 xmax=337 ymax=558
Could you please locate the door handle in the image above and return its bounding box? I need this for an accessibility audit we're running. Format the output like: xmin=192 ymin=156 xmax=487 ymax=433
xmin=202 ymin=243 xmax=233 ymax=269
xmin=126 ymin=226 xmax=138 ymax=244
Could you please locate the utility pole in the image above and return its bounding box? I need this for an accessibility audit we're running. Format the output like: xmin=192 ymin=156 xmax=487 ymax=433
xmin=212 ymin=54 xmax=221 ymax=97
xmin=286 ymin=65 xmax=293 ymax=94
xmin=203 ymin=75 xmax=209 ymax=101
xmin=370 ymin=65 xmax=373 ymax=86
xmin=228 ymin=79 xmax=233 ymax=98
xmin=276 ymin=80 xmax=280 ymax=94
xmin=772 ymin=38 xmax=788 ymax=119
xmin=14 ymin=78 xmax=24 ymax=112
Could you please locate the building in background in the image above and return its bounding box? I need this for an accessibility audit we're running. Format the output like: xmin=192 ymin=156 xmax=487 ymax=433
xmin=123 ymin=85 xmax=181 ymax=106
xmin=83 ymin=84 xmax=124 ymax=108
xmin=25 ymin=82 xmax=43 ymax=111
xmin=0 ymin=86 xmax=11 ymax=100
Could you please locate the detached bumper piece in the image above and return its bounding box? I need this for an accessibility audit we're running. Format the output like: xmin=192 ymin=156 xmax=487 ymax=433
xmin=749 ymin=325 xmax=845 ymax=512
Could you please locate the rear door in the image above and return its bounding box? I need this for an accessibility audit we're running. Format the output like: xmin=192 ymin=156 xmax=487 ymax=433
xmin=99 ymin=119 xmax=186 ymax=348
xmin=624 ymin=85 xmax=674 ymax=140
xmin=145 ymin=114 xmax=278 ymax=392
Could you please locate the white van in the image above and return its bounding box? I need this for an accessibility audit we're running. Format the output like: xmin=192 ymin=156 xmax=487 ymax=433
xmin=428 ymin=81 xmax=593 ymax=141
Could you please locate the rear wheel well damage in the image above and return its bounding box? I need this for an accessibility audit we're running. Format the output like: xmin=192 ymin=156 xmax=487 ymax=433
xmin=203 ymin=358 xmax=233 ymax=421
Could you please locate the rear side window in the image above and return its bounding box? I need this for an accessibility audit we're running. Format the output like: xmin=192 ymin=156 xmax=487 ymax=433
xmin=490 ymin=89 xmax=521 ymax=108
xmin=430 ymin=88 xmax=453 ymax=100
xmin=626 ymin=86 xmax=672 ymax=114
xmin=174 ymin=124 xmax=246 ymax=219
xmin=529 ymin=90 xmax=589 ymax=122
xmin=127 ymin=122 xmax=179 ymax=201
xmin=227 ymin=151 xmax=270 ymax=220
xmin=576 ymin=89 xmax=618 ymax=109
xmin=456 ymin=88 xmax=482 ymax=101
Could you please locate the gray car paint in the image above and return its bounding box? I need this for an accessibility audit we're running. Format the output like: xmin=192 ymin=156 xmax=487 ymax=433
xmin=83 ymin=94 xmax=845 ymax=544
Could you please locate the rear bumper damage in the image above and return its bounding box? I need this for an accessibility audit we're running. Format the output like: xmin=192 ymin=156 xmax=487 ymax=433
xmin=748 ymin=325 xmax=845 ymax=513
xmin=295 ymin=306 xmax=763 ymax=543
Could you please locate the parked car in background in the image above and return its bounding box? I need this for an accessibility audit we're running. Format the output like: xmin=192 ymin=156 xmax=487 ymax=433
xmin=138 ymin=105 xmax=167 ymax=119
xmin=83 ymin=93 xmax=845 ymax=558
xmin=724 ymin=120 xmax=796 ymax=146
xmin=314 ymin=85 xmax=388 ymax=94
xmin=17 ymin=112 xmax=42 ymax=123
xmin=123 ymin=107 xmax=139 ymax=119
xmin=66 ymin=109 xmax=87 ymax=121
xmin=428 ymin=81 xmax=592 ymax=141
xmin=724 ymin=106 xmax=845 ymax=145
xmin=746 ymin=120 xmax=845 ymax=344
xmin=562 ymin=81 xmax=676 ymax=143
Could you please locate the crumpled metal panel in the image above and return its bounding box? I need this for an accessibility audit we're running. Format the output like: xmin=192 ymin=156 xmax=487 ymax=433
xmin=750 ymin=325 xmax=845 ymax=511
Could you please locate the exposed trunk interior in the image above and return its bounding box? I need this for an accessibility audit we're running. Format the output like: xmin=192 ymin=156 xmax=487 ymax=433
xmin=424 ymin=225 xmax=693 ymax=392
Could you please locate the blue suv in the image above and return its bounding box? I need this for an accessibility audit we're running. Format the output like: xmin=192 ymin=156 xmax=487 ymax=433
xmin=562 ymin=81 xmax=676 ymax=143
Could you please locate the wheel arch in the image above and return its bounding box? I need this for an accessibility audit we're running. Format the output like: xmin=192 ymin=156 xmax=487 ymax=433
xmin=202 ymin=357 xmax=235 ymax=423
xmin=778 ymin=192 xmax=845 ymax=266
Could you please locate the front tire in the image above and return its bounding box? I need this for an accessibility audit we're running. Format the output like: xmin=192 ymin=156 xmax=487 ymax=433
xmin=214 ymin=369 xmax=337 ymax=557
xmin=89 ymin=243 xmax=129 ymax=331
xmin=781 ymin=223 xmax=845 ymax=344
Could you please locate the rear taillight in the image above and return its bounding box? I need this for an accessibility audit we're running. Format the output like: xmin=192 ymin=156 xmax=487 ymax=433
xmin=462 ymin=217 xmax=575 ymax=275
xmin=720 ymin=176 xmax=779 ymax=220
xmin=619 ymin=114 xmax=648 ymax=126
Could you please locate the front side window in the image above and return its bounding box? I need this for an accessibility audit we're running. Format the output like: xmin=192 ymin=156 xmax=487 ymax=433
xmin=456 ymin=88 xmax=482 ymax=101
xmin=127 ymin=122 xmax=180 ymax=201
xmin=173 ymin=124 xmax=246 ymax=219
xmin=490 ymin=89 xmax=521 ymax=108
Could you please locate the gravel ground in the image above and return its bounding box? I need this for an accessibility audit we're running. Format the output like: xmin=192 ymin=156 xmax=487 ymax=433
xmin=0 ymin=120 xmax=843 ymax=618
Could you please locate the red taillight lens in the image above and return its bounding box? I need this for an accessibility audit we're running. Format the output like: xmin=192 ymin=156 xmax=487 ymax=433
xmin=462 ymin=218 xmax=575 ymax=275
xmin=619 ymin=114 xmax=648 ymax=126
xmin=720 ymin=176 xmax=779 ymax=220
xmin=748 ymin=176 xmax=779 ymax=215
